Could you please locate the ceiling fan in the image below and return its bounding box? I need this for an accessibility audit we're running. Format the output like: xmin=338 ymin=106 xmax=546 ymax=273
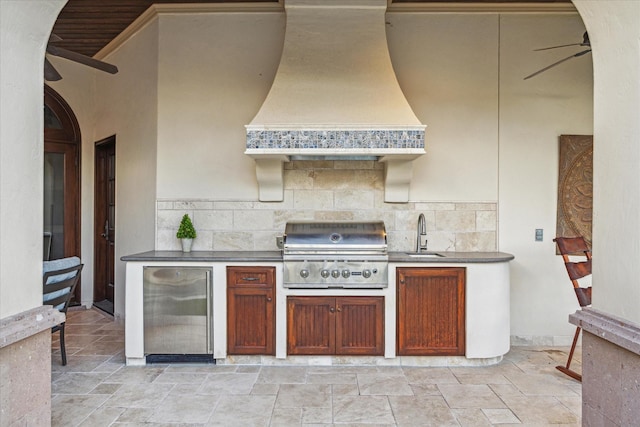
xmin=44 ymin=33 xmax=118 ymax=81
xmin=524 ymin=31 xmax=591 ymax=80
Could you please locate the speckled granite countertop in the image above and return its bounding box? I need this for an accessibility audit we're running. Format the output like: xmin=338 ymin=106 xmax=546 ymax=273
xmin=121 ymin=250 xmax=513 ymax=263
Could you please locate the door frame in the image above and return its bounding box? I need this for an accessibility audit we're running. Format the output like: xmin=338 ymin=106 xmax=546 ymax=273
xmin=44 ymin=85 xmax=81 ymax=301
xmin=93 ymin=136 xmax=116 ymax=309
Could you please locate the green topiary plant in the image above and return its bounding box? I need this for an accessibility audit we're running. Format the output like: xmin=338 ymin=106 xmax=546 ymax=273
xmin=176 ymin=214 xmax=196 ymax=239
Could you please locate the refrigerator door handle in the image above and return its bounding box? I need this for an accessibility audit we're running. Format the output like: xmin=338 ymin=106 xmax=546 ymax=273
xmin=206 ymin=269 xmax=212 ymax=354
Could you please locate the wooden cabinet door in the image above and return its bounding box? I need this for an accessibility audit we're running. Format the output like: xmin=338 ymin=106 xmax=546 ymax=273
xmin=287 ymin=296 xmax=384 ymax=356
xmin=397 ymin=267 xmax=465 ymax=356
xmin=227 ymin=267 xmax=275 ymax=355
xmin=287 ymin=296 xmax=335 ymax=355
xmin=335 ymin=297 xmax=384 ymax=355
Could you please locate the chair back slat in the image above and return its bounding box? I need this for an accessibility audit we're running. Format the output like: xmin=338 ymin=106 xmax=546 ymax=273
xmin=554 ymin=236 xmax=590 ymax=256
xmin=43 ymin=263 xmax=83 ymax=314
xmin=575 ymin=287 xmax=592 ymax=307
xmin=565 ymin=259 xmax=592 ymax=281
xmin=553 ymin=236 xmax=592 ymax=307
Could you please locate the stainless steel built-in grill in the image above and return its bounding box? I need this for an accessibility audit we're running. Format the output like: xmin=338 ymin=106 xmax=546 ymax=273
xmin=282 ymin=221 xmax=388 ymax=289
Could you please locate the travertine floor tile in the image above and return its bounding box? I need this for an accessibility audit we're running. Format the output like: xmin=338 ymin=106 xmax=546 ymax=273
xmin=52 ymin=371 xmax=111 ymax=394
xmin=302 ymin=406 xmax=333 ymax=424
xmin=76 ymin=405 xmax=125 ymax=427
xmin=270 ymin=407 xmax=302 ymax=426
xmin=105 ymin=365 xmax=165 ymax=384
xmin=333 ymin=395 xmax=395 ymax=424
xmin=148 ymin=393 xmax=219 ymax=424
xmin=357 ymin=373 xmax=413 ymax=395
xmin=102 ymin=382 xmax=172 ymax=408
xmin=51 ymin=394 xmax=110 ymax=426
xmin=307 ymin=372 xmax=357 ymax=384
xmin=482 ymin=408 xmax=521 ymax=424
xmin=500 ymin=395 xmax=580 ymax=424
xmin=389 ymin=395 xmax=458 ymax=426
xmin=438 ymin=384 xmax=506 ymax=409
xmin=257 ymin=366 xmax=307 ymax=384
xmin=51 ymin=309 xmax=584 ymax=427
xmin=199 ymin=372 xmax=258 ymax=395
xmin=504 ymin=372 xmax=578 ymax=397
xmin=275 ymin=383 xmax=331 ymax=408
xmin=452 ymin=408 xmax=493 ymax=426
xmin=402 ymin=366 xmax=459 ymax=384
xmin=207 ymin=394 xmax=276 ymax=426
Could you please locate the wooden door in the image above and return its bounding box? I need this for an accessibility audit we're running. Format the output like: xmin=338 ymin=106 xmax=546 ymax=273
xmin=397 ymin=267 xmax=466 ymax=356
xmin=227 ymin=266 xmax=275 ymax=355
xmin=44 ymin=85 xmax=81 ymax=303
xmin=94 ymin=136 xmax=115 ymax=313
xmin=335 ymin=296 xmax=384 ymax=355
xmin=287 ymin=296 xmax=335 ymax=355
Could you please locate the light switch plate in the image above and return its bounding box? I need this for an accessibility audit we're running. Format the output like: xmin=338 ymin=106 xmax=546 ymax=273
xmin=535 ymin=229 xmax=543 ymax=242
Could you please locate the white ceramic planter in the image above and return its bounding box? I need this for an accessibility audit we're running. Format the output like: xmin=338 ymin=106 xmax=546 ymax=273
xmin=181 ymin=238 xmax=193 ymax=252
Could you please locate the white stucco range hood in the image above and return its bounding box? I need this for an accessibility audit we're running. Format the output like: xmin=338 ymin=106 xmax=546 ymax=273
xmin=245 ymin=0 xmax=426 ymax=202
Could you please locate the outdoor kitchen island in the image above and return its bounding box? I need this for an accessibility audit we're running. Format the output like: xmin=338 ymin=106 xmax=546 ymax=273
xmin=122 ymin=250 xmax=513 ymax=367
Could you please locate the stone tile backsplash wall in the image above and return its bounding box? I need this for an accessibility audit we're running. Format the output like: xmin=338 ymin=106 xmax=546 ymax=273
xmin=156 ymin=161 xmax=497 ymax=252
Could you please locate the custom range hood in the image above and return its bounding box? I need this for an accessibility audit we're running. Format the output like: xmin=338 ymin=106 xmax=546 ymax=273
xmin=245 ymin=0 xmax=426 ymax=203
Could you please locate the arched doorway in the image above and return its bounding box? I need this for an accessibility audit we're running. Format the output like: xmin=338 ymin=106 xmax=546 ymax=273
xmin=44 ymin=84 xmax=81 ymax=303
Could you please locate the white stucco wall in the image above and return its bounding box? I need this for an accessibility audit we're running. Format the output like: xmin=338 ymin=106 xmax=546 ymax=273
xmin=573 ymin=0 xmax=640 ymax=325
xmin=156 ymin=12 xmax=285 ymax=199
xmin=387 ymin=13 xmax=500 ymax=202
xmin=0 ymin=0 xmax=66 ymax=318
xmin=93 ymin=21 xmax=160 ymax=318
xmin=498 ymin=14 xmax=593 ymax=341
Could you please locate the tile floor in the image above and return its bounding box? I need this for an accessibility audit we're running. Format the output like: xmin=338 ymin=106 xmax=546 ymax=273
xmin=51 ymin=308 xmax=583 ymax=426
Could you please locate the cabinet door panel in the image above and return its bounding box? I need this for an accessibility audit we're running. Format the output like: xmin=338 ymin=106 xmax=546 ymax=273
xmin=397 ymin=268 xmax=465 ymax=356
xmin=287 ymin=297 xmax=335 ymax=355
xmin=336 ymin=297 xmax=384 ymax=355
xmin=227 ymin=288 xmax=274 ymax=354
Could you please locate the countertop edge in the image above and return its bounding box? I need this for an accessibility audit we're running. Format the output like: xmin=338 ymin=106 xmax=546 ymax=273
xmin=121 ymin=250 xmax=514 ymax=263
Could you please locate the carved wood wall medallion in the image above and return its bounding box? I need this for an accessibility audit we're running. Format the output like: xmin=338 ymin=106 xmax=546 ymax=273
xmin=556 ymin=135 xmax=593 ymax=251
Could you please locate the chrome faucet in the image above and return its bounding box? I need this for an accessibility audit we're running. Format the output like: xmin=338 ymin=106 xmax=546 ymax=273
xmin=416 ymin=213 xmax=428 ymax=253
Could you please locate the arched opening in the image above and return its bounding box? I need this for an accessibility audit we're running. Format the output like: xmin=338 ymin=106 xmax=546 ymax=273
xmin=44 ymin=84 xmax=82 ymax=303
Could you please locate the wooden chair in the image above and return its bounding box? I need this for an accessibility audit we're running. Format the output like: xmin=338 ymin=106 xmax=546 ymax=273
xmin=553 ymin=236 xmax=592 ymax=381
xmin=43 ymin=258 xmax=83 ymax=366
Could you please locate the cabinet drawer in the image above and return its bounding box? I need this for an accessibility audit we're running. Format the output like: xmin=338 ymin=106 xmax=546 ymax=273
xmin=227 ymin=266 xmax=274 ymax=287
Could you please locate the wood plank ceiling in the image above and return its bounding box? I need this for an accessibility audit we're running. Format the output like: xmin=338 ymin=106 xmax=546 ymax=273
xmin=52 ymin=0 xmax=572 ymax=58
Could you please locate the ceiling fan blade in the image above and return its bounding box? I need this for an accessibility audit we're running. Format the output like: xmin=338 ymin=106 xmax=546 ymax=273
xmin=524 ymin=49 xmax=592 ymax=80
xmin=49 ymin=33 xmax=63 ymax=43
xmin=534 ymin=42 xmax=583 ymax=51
xmin=44 ymin=58 xmax=62 ymax=81
xmin=534 ymin=32 xmax=590 ymax=51
xmin=46 ymin=45 xmax=118 ymax=74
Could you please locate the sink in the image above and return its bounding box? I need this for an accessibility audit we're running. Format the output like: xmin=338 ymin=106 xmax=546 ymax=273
xmin=406 ymin=252 xmax=444 ymax=258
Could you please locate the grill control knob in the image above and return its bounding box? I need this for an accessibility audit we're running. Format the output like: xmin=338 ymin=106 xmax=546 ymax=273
xmin=300 ymin=269 xmax=310 ymax=279
xmin=362 ymin=269 xmax=371 ymax=278
xmin=320 ymin=269 xmax=330 ymax=279
xmin=342 ymin=270 xmax=351 ymax=278
xmin=331 ymin=270 xmax=340 ymax=278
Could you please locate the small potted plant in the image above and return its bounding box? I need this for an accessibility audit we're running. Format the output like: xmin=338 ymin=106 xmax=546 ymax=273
xmin=176 ymin=214 xmax=196 ymax=252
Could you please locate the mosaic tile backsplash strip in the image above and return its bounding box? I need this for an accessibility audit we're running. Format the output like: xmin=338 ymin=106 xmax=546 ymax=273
xmin=156 ymin=161 xmax=496 ymax=252
xmin=246 ymin=129 xmax=425 ymax=150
